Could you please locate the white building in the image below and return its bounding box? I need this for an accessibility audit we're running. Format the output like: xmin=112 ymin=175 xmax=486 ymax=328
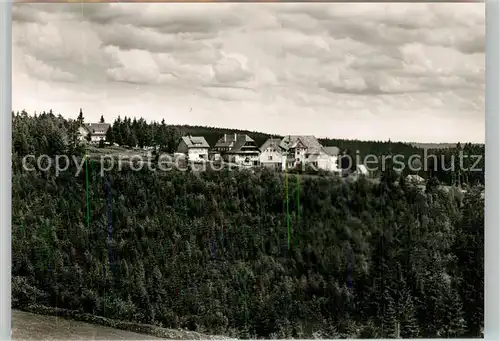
xmin=80 ymin=123 xmax=110 ymax=144
xmin=316 ymin=146 xmax=341 ymax=173
xmin=213 ymin=133 xmax=260 ymax=167
xmin=259 ymin=138 xmax=284 ymax=170
xmin=176 ymin=135 xmax=210 ymax=162
xmin=406 ymin=174 xmax=425 ymax=185
xmin=279 ymin=135 xmax=324 ymax=171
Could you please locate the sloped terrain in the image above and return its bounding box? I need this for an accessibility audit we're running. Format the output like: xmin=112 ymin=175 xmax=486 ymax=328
xmin=12 ymin=310 xmax=163 ymax=340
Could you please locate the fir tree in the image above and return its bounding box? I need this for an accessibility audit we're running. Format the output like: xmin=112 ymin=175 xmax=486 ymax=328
xmin=77 ymin=108 xmax=84 ymax=125
xmin=381 ymin=289 xmax=398 ymax=338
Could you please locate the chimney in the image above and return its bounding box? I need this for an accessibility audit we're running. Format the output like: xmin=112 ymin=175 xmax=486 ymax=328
xmin=234 ymin=133 xmax=237 ymax=141
xmin=224 ymin=134 xmax=227 ymax=142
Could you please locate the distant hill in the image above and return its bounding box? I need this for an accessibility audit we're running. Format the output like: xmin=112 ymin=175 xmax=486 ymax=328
xmin=410 ymin=142 xmax=485 ymax=150
xmin=173 ymin=124 xmax=281 ymax=149
xmin=411 ymin=142 xmax=458 ymax=149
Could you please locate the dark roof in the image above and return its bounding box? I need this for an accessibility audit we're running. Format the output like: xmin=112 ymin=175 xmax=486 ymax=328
xmin=215 ymin=133 xmax=259 ymax=154
xmin=280 ymin=135 xmax=323 ymax=154
xmin=322 ymin=146 xmax=340 ymax=156
xmin=259 ymin=138 xmax=283 ymax=152
xmin=85 ymin=123 xmax=110 ymax=136
xmin=181 ymin=136 xmax=210 ymax=149
xmin=214 ymin=133 xmax=238 ymax=149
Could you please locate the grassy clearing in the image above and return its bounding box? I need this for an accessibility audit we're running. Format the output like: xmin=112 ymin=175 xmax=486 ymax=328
xmin=12 ymin=309 xmax=163 ymax=340
xmin=13 ymin=306 xmax=231 ymax=340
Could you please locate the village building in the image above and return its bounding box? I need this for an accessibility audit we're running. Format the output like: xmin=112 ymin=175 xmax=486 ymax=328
xmin=259 ymin=138 xmax=284 ymax=170
xmin=317 ymin=146 xmax=341 ymax=173
xmin=405 ymin=174 xmax=426 ymax=185
xmin=79 ymin=123 xmax=110 ymax=144
xmin=176 ymin=135 xmax=210 ymax=162
xmin=279 ymin=135 xmax=324 ymax=171
xmin=213 ymin=133 xmax=260 ymax=166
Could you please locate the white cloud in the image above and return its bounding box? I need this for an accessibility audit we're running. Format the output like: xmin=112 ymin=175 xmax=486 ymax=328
xmin=12 ymin=3 xmax=485 ymax=143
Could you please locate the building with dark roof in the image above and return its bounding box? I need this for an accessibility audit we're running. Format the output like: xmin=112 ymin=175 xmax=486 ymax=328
xmin=79 ymin=123 xmax=111 ymax=144
xmin=177 ymin=135 xmax=210 ymax=162
xmin=213 ymin=133 xmax=260 ymax=166
xmin=280 ymin=135 xmax=323 ymax=170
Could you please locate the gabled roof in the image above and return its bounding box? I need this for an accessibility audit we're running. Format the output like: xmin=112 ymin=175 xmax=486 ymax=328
xmin=214 ymin=133 xmax=238 ymax=149
xmin=181 ymin=135 xmax=210 ymax=149
xmin=85 ymin=123 xmax=110 ymax=136
xmin=227 ymin=135 xmax=259 ymax=154
xmin=322 ymin=146 xmax=340 ymax=156
xmin=280 ymin=135 xmax=323 ymax=154
xmin=259 ymin=138 xmax=283 ymax=152
xmin=214 ymin=134 xmax=259 ymax=154
xmin=214 ymin=133 xmax=258 ymax=154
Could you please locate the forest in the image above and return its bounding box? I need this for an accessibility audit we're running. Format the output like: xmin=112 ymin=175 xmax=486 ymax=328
xmin=12 ymin=110 xmax=484 ymax=338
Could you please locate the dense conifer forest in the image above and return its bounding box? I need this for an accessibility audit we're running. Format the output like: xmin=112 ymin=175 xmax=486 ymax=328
xmin=12 ymin=110 xmax=484 ymax=338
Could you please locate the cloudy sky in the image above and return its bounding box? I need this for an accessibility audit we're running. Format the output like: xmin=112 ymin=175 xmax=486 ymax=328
xmin=13 ymin=3 xmax=484 ymax=143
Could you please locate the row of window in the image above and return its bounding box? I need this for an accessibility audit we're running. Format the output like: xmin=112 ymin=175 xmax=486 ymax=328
xmin=286 ymin=161 xmax=318 ymax=167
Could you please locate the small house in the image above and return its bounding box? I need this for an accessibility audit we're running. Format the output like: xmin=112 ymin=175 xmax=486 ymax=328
xmin=317 ymin=146 xmax=341 ymax=173
xmin=405 ymin=174 xmax=425 ymax=185
xmin=80 ymin=123 xmax=110 ymax=144
xmin=176 ymin=135 xmax=210 ymax=162
xmin=259 ymin=138 xmax=284 ymax=170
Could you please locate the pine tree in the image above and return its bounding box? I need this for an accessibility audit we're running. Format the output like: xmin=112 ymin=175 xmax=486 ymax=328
xmin=455 ymin=191 xmax=484 ymax=336
xmin=381 ymin=289 xmax=398 ymax=338
xmin=399 ymin=291 xmax=419 ymax=338
xmin=77 ymin=108 xmax=84 ymax=125
xmin=67 ymin=120 xmax=83 ymax=155
xmin=106 ymin=126 xmax=114 ymax=145
xmin=437 ymin=286 xmax=466 ymax=337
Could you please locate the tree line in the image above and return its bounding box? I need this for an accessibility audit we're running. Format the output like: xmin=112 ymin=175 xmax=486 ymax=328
xmin=13 ymin=109 xmax=484 ymax=187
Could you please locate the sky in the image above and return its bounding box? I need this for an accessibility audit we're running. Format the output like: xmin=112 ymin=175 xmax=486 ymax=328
xmin=12 ymin=3 xmax=485 ymax=143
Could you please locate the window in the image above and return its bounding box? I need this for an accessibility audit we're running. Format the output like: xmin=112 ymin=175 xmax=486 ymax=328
xmin=268 ymin=155 xmax=273 ymax=161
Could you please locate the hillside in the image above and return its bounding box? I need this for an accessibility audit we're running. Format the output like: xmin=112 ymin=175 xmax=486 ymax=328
xmin=173 ymin=124 xmax=278 ymax=150
xmin=12 ymin=112 xmax=484 ymax=339
xmin=13 ymin=307 xmax=229 ymax=340
xmin=410 ymin=142 xmax=487 ymax=150
xmin=12 ymin=309 xmax=163 ymax=340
